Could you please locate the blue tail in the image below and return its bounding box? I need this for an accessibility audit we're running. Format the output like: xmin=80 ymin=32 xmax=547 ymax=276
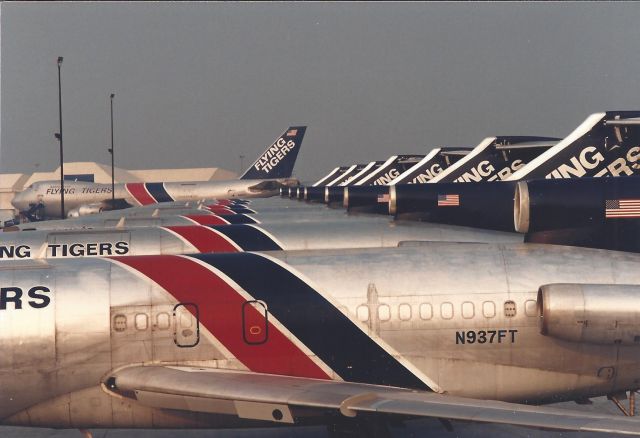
xmin=240 ymin=126 xmax=307 ymax=179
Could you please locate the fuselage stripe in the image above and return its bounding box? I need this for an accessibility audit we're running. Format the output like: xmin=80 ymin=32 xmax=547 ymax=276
xmin=208 ymin=225 xmax=282 ymax=251
xmin=190 ymin=252 xmax=430 ymax=390
xmin=125 ymin=183 xmax=157 ymax=206
xmin=145 ymin=183 xmax=174 ymax=203
xmin=164 ymin=225 xmax=241 ymax=253
xmin=111 ymin=255 xmax=331 ymax=380
xmin=218 ymin=214 xmax=259 ymax=224
xmin=206 ymin=206 xmax=238 ymax=215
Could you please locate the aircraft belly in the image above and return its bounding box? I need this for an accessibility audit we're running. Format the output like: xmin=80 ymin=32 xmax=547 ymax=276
xmin=3 ymin=384 xmax=277 ymax=428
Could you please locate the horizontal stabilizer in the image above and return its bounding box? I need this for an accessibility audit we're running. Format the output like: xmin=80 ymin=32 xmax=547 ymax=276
xmin=605 ymin=117 xmax=640 ymax=126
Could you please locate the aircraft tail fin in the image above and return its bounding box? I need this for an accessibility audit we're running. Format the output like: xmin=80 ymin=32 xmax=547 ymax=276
xmin=240 ymin=126 xmax=307 ymax=180
xmin=508 ymin=111 xmax=640 ymax=181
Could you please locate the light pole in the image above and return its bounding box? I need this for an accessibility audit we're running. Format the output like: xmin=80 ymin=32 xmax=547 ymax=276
xmin=109 ymin=93 xmax=115 ymax=205
xmin=239 ymin=154 xmax=245 ymax=174
xmin=56 ymin=56 xmax=65 ymax=219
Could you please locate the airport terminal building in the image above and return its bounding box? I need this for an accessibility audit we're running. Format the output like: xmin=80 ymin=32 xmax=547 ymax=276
xmin=0 ymin=161 xmax=236 ymax=222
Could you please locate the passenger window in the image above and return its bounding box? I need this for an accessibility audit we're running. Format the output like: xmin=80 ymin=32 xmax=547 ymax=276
xmin=398 ymin=303 xmax=411 ymax=321
xmin=461 ymin=301 xmax=474 ymax=319
xmin=156 ymin=312 xmax=170 ymax=330
xmin=504 ymin=300 xmax=517 ymax=318
xmin=113 ymin=314 xmax=127 ymax=332
xmin=482 ymin=301 xmax=496 ymax=318
xmin=135 ymin=313 xmax=148 ymax=331
xmin=525 ymin=300 xmax=537 ymax=317
xmin=441 ymin=302 xmax=454 ymax=320
xmin=378 ymin=304 xmax=391 ymax=321
xmin=356 ymin=305 xmax=369 ymax=322
xmin=419 ymin=303 xmax=433 ymax=320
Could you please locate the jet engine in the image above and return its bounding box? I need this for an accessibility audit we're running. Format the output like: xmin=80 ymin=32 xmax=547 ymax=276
xmin=67 ymin=203 xmax=104 ymax=218
xmin=514 ymin=177 xmax=640 ymax=233
xmin=538 ymin=283 xmax=640 ymax=345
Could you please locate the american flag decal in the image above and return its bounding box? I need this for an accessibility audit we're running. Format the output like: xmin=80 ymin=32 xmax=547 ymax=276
xmin=286 ymin=129 xmax=298 ymax=137
xmin=377 ymin=193 xmax=390 ymax=203
xmin=437 ymin=194 xmax=460 ymax=207
xmin=605 ymin=199 xmax=640 ymax=218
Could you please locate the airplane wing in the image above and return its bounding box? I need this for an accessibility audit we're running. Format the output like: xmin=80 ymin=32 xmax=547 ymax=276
xmin=105 ymin=366 xmax=640 ymax=435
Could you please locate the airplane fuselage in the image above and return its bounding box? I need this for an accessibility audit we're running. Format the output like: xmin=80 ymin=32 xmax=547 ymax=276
xmin=12 ymin=179 xmax=298 ymax=220
xmin=1 ymin=243 xmax=639 ymax=428
xmin=0 ymin=221 xmax=522 ymax=260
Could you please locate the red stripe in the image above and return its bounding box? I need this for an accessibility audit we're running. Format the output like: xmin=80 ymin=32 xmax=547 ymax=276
xmin=113 ymin=255 xmax=330 ymax=379
xmin=213 ymin=200 xmax=233 ymax=207
xmin=182 ymin=214 xmax=230 ymax=225
xmin=165 ymin=226 xmax=240 ymax=253
xmin=126 ymin=183 xmax=156 ymax=205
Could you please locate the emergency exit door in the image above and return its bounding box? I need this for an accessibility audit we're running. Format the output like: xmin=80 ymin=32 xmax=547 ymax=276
xmin=173 ymin=303 xmax=200 ymax=347
xmin=243 ymin=300 xmax=268 ymax=344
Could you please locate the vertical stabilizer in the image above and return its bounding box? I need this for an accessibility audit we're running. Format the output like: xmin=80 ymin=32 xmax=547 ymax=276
xmin=240 ymin=126 xmax=307 ymax=179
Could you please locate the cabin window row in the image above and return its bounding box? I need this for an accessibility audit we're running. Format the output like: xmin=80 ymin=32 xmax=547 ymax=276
xmin=355 ymin=299 xmax=537 ymax=322
xmin=113 ymin=312 xmax=172 ymax=332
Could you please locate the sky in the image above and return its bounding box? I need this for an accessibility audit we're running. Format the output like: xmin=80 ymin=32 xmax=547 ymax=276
xmin=2 ymin=2 xmax=640 ymax=181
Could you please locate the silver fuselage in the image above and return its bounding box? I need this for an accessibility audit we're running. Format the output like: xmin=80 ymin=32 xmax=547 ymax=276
xmin=1 ymin=243 xmax=640 ymax=428
xmin=10 ymin=209 xmax=392 ymax=231
xmin=0 ymin=221 xmax=522 ymax=260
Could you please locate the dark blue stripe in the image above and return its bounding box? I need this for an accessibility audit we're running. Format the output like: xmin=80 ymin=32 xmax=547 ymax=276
xmin=190 ymin=252 xmax=429 ymax=390
xmin=208 ymin=225 xmax=281 ymax=251
xmin=226 ymin=207 xmax=256 ymax=214
xmin=145 ymin=183 xmax=174 ymax=203
xmin=222 ymin=214 xmax=258 ymax=224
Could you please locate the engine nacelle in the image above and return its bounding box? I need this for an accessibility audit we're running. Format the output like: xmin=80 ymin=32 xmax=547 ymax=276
xmin=67 ymin=204 xmax=104 ymax=218
xmin=538 ymin=283 xmax=640 ymax=345
xmin=514 ymin=177 xmax=640 ymax=233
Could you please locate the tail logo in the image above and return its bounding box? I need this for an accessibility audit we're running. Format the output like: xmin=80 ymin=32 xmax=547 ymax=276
xmin=254 ymin=137 xmax=297 ymax=174
xmin=372 ymin=169 xmax=401 ymax=185
xmin=545 ymin=145 xmax=640 ymax=179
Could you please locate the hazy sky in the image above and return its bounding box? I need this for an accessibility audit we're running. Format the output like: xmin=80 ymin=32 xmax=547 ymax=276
xmin=3 ymin=2 xmax=640 ymax=181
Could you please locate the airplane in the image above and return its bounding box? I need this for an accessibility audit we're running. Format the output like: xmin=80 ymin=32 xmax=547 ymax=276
xmin=322 ymin=155 xmax=458 ymax=207
xmin=2 ymin=243 xmax=640 ymax=436
xmin=11 ymin=126 xmax=307 ymax=221
xmin=302 ymin=148 xmax=472 ymax=204
xmin=0 ymin=220 xmax=522 ymax=261
xmin=343 ymin=136 xmax=558 ymax=214
xmin=387 ymin=111 xmax=640 ymax=228
xmin=5 ymin=208 xmax=395 ymax=232
xmin=322 ymin=111 xmax=640 ymax=227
